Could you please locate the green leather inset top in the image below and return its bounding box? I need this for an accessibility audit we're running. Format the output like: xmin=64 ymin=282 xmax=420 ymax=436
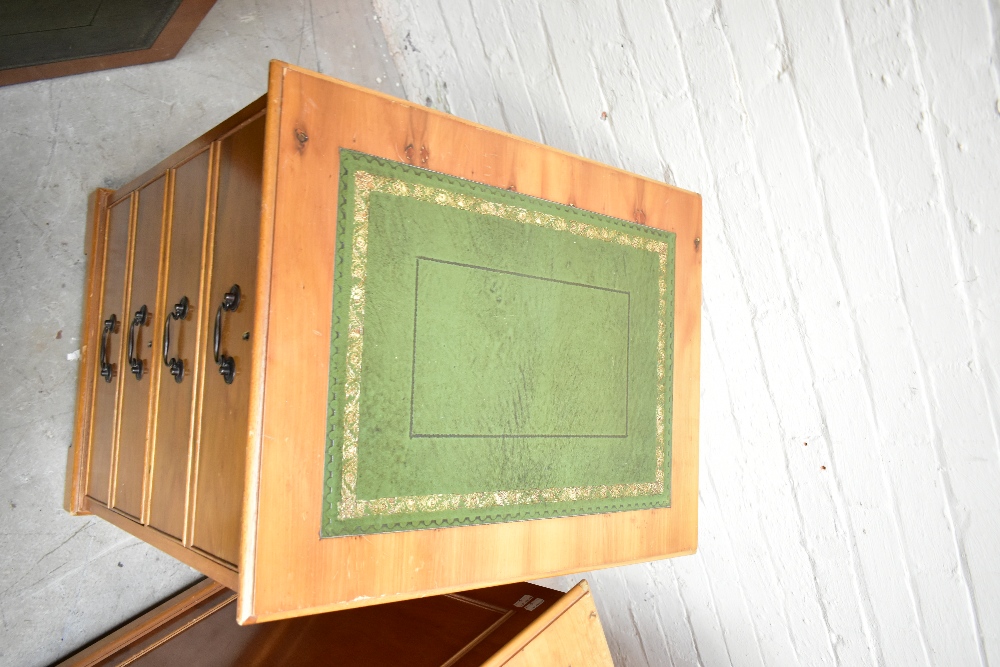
xmin=323 ymin=150 xmax=675 ymax=537
xmin=411 ymin=257 xmax=630 ymax=438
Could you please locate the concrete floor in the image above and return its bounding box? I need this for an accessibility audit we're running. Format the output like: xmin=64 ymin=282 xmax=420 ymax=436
xmin=0 ymin=3 xmax=401 ymax=664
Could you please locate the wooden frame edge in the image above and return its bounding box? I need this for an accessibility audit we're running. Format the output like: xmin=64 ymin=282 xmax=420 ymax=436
xmin=185 ymin=143 xmax=220 ymax=549
xmin=107 ymin=192 xmax=139 ymax=513
xmin=87 ymin=499 xmax=239 ymax=590
xmin=244 ymin=542 xmax=693 ymax=625
xmin=65 ymin=188 xmax=114 ymax=514
xmin=140 ymin=171 xmax=175 ymax=525
xmin=236 ymin=60 xmax=283 ymax=626
xmin=479 ymin=580 xmax=592 ymax=667
xmin=184 ymin=142 xmax=220 ymax=548
xmin=54 ymin=578 xmax=228 ymax=667
xmin=0 ymin=0 xmax=218 ymax=88
xmin=687 ymin=193 xmax=703 ymax=556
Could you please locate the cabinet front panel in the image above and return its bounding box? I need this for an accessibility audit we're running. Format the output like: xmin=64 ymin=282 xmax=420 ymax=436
xmin=86 ymin=196 xmax=132 ymax=505
xmin=148 ymin=151 xmax=212 ymax=540
xmin=192 ymin=116 xmax=264 ymax=564
xmin=113 ymin=176 xmax=167 ymax=520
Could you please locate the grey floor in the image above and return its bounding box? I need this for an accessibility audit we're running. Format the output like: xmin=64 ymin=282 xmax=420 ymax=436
xmin=0 ymin=3 xmax=402 ymax=665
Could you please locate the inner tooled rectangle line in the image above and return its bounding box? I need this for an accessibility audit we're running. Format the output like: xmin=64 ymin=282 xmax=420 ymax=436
xmin=409 ymin=256 xmax=630 ymax=439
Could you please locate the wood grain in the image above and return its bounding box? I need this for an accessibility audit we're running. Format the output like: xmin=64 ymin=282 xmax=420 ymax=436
xmin=56 ymin=577 xmax=569 ymax=666
xmin=240 ymin=61 xmax=701 ymax=623
xmin=112 ymin=176 xmax=168 ymax=520
xmin=66 ymin=188 xmax=113 ymax=514
xmin=54 ymin=578 xmax=228 ymax=667
xmin=445 ymin=584 xmax=557 ymax=666
xmin=224 ymin=595 xmax=507 ymax=666
xmin=148 ymin=150 xmax=212 ymax=539
xmin=86 ymin=195 xmax=133 ymax=506
xmin=482 ymin=581 xmax=613 ymax=667
xmin=237 ymin=64 xmax=283 ymax=621
xmin=191 ymin=115 xmax=266 ymax=565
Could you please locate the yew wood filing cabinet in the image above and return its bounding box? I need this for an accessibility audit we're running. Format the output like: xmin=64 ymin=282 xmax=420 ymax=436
xmin=67 ymin=60 xmax=702 ymax=624
xmin=58 ymin=580 xmax=615 ymax=666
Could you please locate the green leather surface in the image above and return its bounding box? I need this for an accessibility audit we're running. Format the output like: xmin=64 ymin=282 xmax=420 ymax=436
xmin=323 ymin=150 xmax=675 ymax=537
xmin=411 ymin=257 xmax=630 ymax=438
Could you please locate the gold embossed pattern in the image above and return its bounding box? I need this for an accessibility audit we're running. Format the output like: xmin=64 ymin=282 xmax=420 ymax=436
xmin=336 ymin=171 xmax=670 ymax=521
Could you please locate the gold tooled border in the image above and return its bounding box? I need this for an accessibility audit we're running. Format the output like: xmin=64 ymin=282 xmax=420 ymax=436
xmin=338 ymin=171 xmax=669 ymax=520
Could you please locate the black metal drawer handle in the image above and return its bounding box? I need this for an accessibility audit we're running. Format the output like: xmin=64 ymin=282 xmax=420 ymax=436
xmin=162 ymin=296 xmax=189 ymax=383
xmin=213 ymin=285 xmax=240 ymax=384
xmin=99 ymin=314 xmax=117 ymax=383
xmin=127 ymin=305 xmax=148 ymax=381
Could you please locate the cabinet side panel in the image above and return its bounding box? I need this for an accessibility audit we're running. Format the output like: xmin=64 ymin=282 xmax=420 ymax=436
xmin=496 ymin=592 xmax=613 ymax=667
xmin=87 ymin=197 xmax=133 ymax=505
xmin=113 ymin=176 xmax=168 ymax=519
xmin=149 ymin=151 xmax=212 ymax=539
xmin=482 ymin=583 xmax=613 ymax=667
xmin=191 ymin=116 xmax=265 ymax=565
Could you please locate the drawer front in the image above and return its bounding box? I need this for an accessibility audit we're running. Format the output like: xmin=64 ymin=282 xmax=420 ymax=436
xmin=148 ymin=150 xmax=212 ymax=540
xmin=86 ymin=196 xmax=133 ymax=504
xmin=191 ymin=116 xmax=265 ymax=564
xmin=113 ymin=176 xmax=167 ymax=520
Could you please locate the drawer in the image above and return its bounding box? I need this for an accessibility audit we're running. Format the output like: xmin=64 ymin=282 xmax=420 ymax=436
xmin=112 ymin=175 xmax=167 ymax=520
xmin=68 ymin=60 xmax=702 ymax=624
xmin=147 ymin=149 xmax=213 ymax=540
xmin=191 ymin=115 xmax=265 ymax=565
xmin=84 ymin=194 xmax=131 ymax=505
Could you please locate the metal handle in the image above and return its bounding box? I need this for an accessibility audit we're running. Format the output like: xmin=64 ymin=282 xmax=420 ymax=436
xmin=213 ymin=285 xmax=240 ymax=384
xmin=127 ymin=305 xmax=148 ymax=381
xmin=161 ymin=296 xmax=189 ymax=383
xmin=99 ymin=314 xmax=117 ymax=382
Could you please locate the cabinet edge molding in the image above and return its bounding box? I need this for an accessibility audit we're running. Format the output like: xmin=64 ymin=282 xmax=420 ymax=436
xmin=66 ymin=187 xmax=114 ymax=515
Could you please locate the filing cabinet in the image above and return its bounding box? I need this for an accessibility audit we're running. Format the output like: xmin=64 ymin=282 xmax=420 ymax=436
xmin=66 ymin=60 xmax=701 ymax=624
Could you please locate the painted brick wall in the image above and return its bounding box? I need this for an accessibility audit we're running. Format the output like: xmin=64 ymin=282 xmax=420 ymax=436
xmin=373 ymin=1 xmax=1000 ymax=664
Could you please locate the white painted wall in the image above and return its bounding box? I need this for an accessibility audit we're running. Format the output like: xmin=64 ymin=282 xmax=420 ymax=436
xmin=373 ymin=1 xmax=1000 ymax=664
